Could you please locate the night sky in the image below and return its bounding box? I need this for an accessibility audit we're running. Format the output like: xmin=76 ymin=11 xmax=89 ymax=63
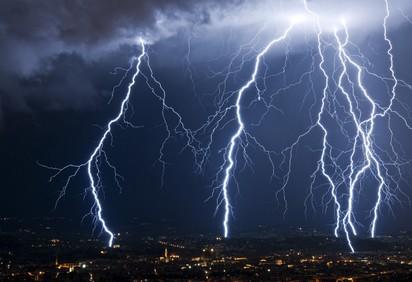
xmin=1 ymin=0 xmax=412 ymax=239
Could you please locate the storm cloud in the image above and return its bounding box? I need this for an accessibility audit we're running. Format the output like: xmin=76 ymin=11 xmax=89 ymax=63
xmin=0 ymin=0 xmax=233 ymax=75
xmin=0 ymin=0 xmax=243 ymax=116
xmin=0 ymin=0 xmax=412 ymax=118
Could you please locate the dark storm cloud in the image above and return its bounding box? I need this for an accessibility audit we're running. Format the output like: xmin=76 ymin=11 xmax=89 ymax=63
xmin=1 ymin=0 xmax=411 ymax=117
xmin=0 ymin=0 xmax=242 ymax=75
xmin=0 ymin=0 xmax=241 ymax=116
xmin=1 ymin=0 xmax=410 ymax=76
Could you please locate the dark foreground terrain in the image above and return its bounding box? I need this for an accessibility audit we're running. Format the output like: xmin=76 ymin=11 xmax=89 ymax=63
xmin=1 ymin=218 xmax=412 ymax=281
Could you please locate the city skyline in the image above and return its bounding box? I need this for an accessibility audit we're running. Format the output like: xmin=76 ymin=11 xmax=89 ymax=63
xmin=1 ymin=0 xmax=412 ymax=255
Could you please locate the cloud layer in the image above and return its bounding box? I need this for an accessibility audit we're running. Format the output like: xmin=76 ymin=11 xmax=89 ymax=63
xmin=0 ymin=0 xmax=411 ymax=118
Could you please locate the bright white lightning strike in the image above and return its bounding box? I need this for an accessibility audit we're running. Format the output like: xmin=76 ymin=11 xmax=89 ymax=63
xmin=219 ymin=23 xmax=296 ymax=238
xmin=83 ymin=40 xmax=147 ymax=247
xmin=41 ymin=37 xmax=199 ymax=247
xmin=303 ymin=1 xmax=343 ymax=241
xmin=370 ymin=0 xmax=399 ymax=238
xmin=41 ymin=39 xmax=147 ymax=247
xmin=209 ymin=0 xmax=409 ymax=252
xmin=300 ymin=0 xmax=403 ymax=252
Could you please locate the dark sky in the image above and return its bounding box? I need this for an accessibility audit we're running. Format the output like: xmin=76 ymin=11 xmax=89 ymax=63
xmin=1 ymin=0 xmax=412 ymax=239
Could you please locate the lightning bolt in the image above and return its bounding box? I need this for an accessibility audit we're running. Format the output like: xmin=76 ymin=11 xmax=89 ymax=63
xmin=40 ymin=40 xmax=148 ymax=247
xmin=302 ymin=0 xmax=342 ymax=240
xmin=370 ymin=0 xmax=399 ymax=238
xmin=202 ymin=0 xmax=395 ymax=246
xmin=40 ymin=37 xmax=201 ymax=247
xmin=216 ymin=23 xmax=297 ymax=238
xmin=301 ymin=0 xmax=409 ymax=252
xmin=333 ymin=21 xmax=383 ymax=253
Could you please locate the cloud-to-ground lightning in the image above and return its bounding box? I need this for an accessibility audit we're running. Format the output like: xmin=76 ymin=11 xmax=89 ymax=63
xmin=41 ymin=37 xmax=200 ymax=247
xmin=217 ymin=23 xmax=297 ymax=238
xmin=284 ymin=0 xmax=410 ymax=252
xmin=196 ymin=0 xmax=412 ymax=252
xmin=303 ymin=0 xmax=342 ymax=241
xmin=40 ymin=39 xmax=147 ymax=247
xmin=334 ymin=20 xmax=385 ymax=253
xmin=370 ymin=0 xmax=399 ymax=239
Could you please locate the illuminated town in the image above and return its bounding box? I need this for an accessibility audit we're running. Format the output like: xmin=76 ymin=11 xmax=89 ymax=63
xmin=1 ymin=218 xmax=412 ymax=281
